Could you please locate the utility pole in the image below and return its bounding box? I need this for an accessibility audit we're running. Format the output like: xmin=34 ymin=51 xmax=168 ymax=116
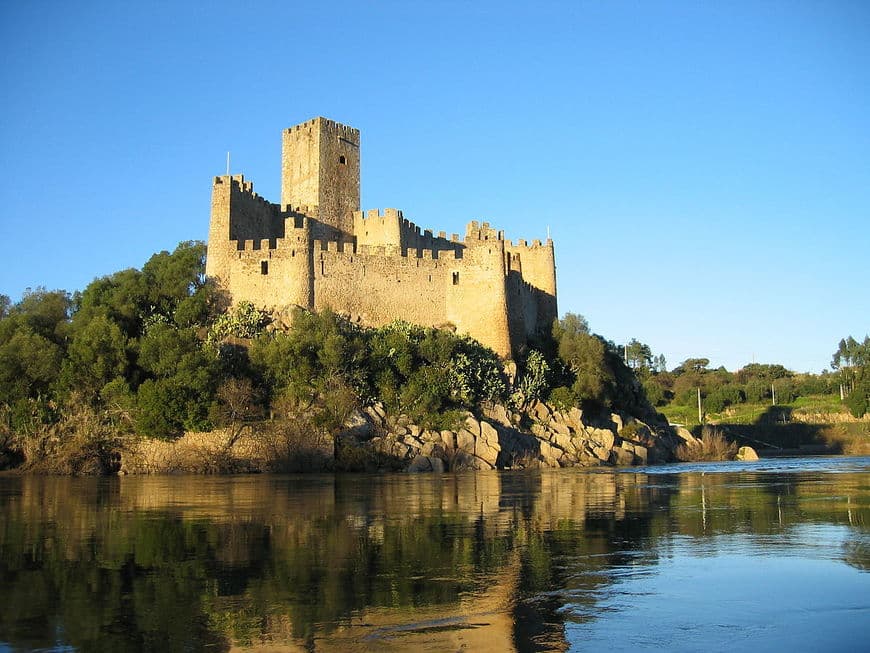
xmin=697 ymin=387 xmax=702 ymax=424
xmin=226 ymin=152 xmax=230 ymax=176
xmin=771 ymin=382 xmax=776 ymax=406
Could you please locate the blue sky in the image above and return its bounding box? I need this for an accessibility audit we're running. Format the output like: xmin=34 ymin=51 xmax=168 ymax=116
xmin=1 ymin=1 xmax=867 ymax=373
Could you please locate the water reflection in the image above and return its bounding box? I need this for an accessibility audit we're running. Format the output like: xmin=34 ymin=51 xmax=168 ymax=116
xmin=0 ymin=458 xmax=867 ymax=652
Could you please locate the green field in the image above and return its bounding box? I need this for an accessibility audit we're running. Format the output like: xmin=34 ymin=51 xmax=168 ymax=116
xmin=658 ymin=394 xmax=869 ymax=455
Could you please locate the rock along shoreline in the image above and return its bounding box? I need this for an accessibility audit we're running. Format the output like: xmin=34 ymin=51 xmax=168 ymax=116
xmin=119 ymin=401 xmax=695 ymax=475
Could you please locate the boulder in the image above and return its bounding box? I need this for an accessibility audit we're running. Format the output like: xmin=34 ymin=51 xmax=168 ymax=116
xmin=633 ymin=445 xmax=649 ymax=465
xmin=475 ymin=439 xmax=500 ymax=467
xmin=568 ymin=407 xmax=583 ymax=429
xmin=456 ymin=429 xmax=476 ymax=451
xmin=484 ymin=403 xmax=512 ymax=427
xmin=610 ymin=447 xmax=635 ymax=466
xmin=531 ymin=401 xmax=551 ymax=423
xmin=675 ymin=426 xmax=698 ymax=445
xmin=530 ymin=423 xmax=548 ymax=438
xmin=464 ymin=415 xmax=482 ymax=437
xmin=587 ymin=427 xmax=615 ymax=451
xmin=479 ymin=420 xmax=499 ymax=444
xmin=339 ymin=410 xmax=372 ymax=440
xmin=407 ymin=455 xmax=445 ymax=473
xmin=552 ymin=433 xmax=576 ymax=453
xmin=550 ymin=421 xmax=571 ymax=437
xmin=538 ymin=441 xmax=561 ymax=466
xmin=735 ymin=446 xmax=759 ymax=461
xmin=611 ymin=413 xmax=624 ymax=433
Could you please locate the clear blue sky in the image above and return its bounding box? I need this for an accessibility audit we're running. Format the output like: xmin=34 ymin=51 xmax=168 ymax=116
xmin=1 ymin=1 xmax=867 ymax=373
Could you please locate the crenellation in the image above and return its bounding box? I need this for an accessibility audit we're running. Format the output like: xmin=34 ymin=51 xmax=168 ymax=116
xmin=207 ymin=117 xmax=557 ymax=358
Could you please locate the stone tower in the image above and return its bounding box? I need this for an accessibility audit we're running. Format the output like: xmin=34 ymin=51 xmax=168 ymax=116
xmin=281 ymin=117 xmax=360 ymax=239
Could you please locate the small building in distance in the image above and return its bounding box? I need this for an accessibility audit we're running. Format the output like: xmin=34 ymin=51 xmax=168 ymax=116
xmin=205 ymin=117 xmax=556 ymax=358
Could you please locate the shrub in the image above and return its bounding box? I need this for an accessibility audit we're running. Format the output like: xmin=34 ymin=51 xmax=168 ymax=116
xmin=256 ymin=418 xmax=334 ymax=472
xmin=845 ymin=381 xmax=868 ymax=418
xmin=675 ymin=426 xmax=738 ymax=462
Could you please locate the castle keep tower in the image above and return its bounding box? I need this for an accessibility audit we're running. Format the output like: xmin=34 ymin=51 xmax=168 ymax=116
xmin=281 ymin=117 xmax=360 ymax=239
xmin=206 ymin=117 xmax=557 ymax=358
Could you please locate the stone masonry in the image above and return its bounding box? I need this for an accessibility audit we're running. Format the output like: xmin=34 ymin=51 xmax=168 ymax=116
xmin=206 ymin=117 xmax=557 ymax=357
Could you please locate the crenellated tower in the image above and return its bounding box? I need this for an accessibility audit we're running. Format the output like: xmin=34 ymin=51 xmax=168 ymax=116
xmin=281 ymin=117 xmax=360 ymax=240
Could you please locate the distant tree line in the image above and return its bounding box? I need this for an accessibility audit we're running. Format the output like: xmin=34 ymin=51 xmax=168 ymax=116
xmin=623 ymin=336 xmax=868 ymax=418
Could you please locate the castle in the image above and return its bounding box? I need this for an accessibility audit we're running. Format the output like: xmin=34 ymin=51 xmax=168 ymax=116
xmin=206 ymin=117 xmax=557 ymax=358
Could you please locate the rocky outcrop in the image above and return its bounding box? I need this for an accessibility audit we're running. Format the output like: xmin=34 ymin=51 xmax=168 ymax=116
xmin=352 ymin=400 xmax=680 ymax=472
xmin=119 ymin=402 xmax=682 ymax=475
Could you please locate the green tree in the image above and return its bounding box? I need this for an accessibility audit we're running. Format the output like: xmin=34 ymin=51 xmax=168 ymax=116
xmin=624 ymin=338 xmax=652 ymax=372
xmin=62 ymin=313 xmax=128 ymax=397
xmin=552 ymin=314 xmax=612 ymax=406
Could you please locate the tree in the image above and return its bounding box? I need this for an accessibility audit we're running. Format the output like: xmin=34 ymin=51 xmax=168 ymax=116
xmin=209 ymin=377 xmax=262 ymax=448
xmin=62 ymin=313 xmax=128 ymax=397
xmin=652 ymin=354 xmax=668 ymax=374
xmin=624 ymin=338 xmax=652 ymax=372
xmin=833 ymin=335 xmax=870 ymax=413
xmin=674 ymin=358 xmax=710 ymax=375
xmin=552 ymin=315 xmax=612 ymax=406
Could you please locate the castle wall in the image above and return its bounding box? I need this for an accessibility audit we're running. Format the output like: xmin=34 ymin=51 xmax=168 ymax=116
xmin=224 ymin=228 xmax=313 ymax=310
xmin=445 ymin=229 xmax=512 ymax=357
xmin=505 ymin=239 xmax=558 ymax=340
xmin=354 ymin=209 xmax=403 ymax=249
xmin=313 ymin=244 xmax=450 ymax=332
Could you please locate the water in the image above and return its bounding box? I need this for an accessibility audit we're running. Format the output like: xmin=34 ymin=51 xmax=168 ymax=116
xmin=0 ymin=457 xmax=867 ymax=652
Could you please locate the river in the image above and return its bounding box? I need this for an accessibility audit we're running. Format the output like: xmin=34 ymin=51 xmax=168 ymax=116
xmin=1 ymin=457 xmax=868 ymax=652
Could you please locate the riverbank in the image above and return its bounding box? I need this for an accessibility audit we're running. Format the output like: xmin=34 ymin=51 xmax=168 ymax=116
xmin=118 ymin=401 xmax=684 ymax=475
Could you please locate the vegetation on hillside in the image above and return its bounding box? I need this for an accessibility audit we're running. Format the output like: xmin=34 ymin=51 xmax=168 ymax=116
xmin=0 ymin=241 xmax=656 ymax=473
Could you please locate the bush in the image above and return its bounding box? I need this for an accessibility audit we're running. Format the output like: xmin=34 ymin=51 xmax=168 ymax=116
xmin=744 ymin=379 xmax=769 ymax=403
xmin=675 ymin=426 xmax=738 ymax=462
xmin=845 ymin=381 xmax=868 ymax=418
xmin=256 ymin=418 xmax=334 ymax=472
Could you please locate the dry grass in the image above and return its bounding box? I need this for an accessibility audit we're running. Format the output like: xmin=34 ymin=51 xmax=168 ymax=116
xmin=255 ymin=418 xmax=335 ymax=472
xmin=675 ymin=426 xmax=738 ymax=462
xmin=821 ymin=422 xmax=870 ymax=456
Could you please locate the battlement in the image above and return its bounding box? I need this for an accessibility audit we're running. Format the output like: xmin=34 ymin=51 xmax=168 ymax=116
xmin=466 ymin=220 xmax=505 ymax=242
xmin=353 ymin=208 xmax=403 ymax=222
xmin=312 ymin=239 xmax=353 ymax=254
xmin=237 ymin=238 xmax=277 ymax=251
xmin=285 ymin=116 xmax=360 ymax=138
xmin=508 ymin=238 xmax=554 ymax=249
xmin=213 ymin=174 xmax=278 ymax=210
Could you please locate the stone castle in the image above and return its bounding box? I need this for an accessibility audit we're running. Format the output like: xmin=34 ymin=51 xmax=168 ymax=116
xmin=206 ymin=117 xmax=557 ymax=357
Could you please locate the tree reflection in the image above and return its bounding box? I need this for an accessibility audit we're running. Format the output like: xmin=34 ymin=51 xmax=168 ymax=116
xmin=0 ymin=466 xmax=866 ymax=652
